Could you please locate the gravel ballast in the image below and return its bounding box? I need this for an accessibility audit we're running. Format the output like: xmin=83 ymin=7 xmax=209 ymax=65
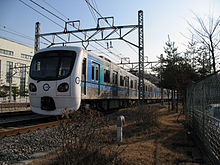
xmin=0 ymin=127 xmax=60 ymax=164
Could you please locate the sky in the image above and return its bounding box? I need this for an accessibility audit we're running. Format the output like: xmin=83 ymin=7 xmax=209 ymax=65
xmin=0 ymin=0 xmax=220 ymax=64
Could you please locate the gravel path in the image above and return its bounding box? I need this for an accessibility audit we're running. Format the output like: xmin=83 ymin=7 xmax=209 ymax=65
xmin=0 ymin=127 xmax=60 ymax=165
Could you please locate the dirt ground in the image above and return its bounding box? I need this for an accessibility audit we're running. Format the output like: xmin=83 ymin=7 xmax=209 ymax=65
xmin=117 ymin=105 xmax=204 ymax=165
xmin=29 ymin=104 xmax=205 ymax=165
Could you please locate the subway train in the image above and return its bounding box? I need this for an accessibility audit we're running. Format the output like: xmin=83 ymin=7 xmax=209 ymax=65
xmin=28 ymin=46 xmax=169 ymax=115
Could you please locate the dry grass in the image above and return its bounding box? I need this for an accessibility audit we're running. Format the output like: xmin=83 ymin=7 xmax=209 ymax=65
xmin=29 ymin=104 xmax=202 ymax=165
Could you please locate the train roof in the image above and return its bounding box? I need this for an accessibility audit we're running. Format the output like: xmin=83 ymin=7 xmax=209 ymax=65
xmin=35 ymin=46 xmax=83 ymax=54
xmin=36 ymin=46 xmax=158 ymax=87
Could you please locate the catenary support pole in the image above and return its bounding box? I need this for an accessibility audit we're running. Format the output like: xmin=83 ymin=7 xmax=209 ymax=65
xmin=35 ymin=22 xmax=40 ymax=52
xmin=138 ymin=10 xmax=144 ymax=103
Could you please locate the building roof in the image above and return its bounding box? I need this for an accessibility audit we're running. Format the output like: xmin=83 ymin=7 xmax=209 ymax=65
xmin=0 ymin=37 xmax=34 ymax=49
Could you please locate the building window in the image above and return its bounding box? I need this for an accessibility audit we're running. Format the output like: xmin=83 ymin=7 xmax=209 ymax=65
xmin=6 ymin=61 xmax=13 ymax=83
xmin=20 ymin=64 xmax=26 ymax=95
xmin=21 ymin=53 xmax=32 ymax=59
xmin=0 ymin=49 xmax=14 ymax=56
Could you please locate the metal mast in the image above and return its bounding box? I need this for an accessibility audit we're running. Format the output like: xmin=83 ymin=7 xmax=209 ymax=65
xmin=35 ymin=22 xmax=40 ymax=52
xmin=138 ymin=10 xmax=144 ymax=101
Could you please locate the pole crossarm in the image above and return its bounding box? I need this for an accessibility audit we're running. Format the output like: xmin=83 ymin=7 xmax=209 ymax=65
xmin=38 ymin=25 xmax=140 ymax=48
xmin=118 ymin=61 xmax=158 ymax=70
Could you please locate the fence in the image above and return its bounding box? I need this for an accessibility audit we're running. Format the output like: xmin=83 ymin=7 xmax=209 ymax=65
xmin=0 ymin=96 xmax=30 ymax=112
xmin=0 ymin=96 xmax=29 ymax=103
xmin=186 ymin=72 xmax=220 ymax=164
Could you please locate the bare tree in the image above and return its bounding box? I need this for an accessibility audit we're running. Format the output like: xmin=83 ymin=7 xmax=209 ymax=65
xmin=188 ymin=13 xmax=220 ymax=73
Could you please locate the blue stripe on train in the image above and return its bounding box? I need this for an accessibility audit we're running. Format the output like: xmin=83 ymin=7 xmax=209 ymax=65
xmin=81 ymin=81 xmax=155 ymax=96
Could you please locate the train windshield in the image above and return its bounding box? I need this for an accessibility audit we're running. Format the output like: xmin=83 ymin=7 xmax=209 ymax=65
xmin=30 ymin=50 xmax=76 ymax=80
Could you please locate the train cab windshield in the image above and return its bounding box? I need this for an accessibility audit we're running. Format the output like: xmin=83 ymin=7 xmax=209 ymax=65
xmin=30 ymin=50 xmax=76 ymax=80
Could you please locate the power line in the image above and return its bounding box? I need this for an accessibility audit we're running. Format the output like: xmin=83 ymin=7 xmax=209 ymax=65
xmin=0 ymin=28 xmax=33 ymax=41
xmin=86 ymin=0 xmax=97 ymax=24
xmin=0 ymin=25 xmax=48 ymax=45
xmin=85 ymin=0 xmax=122 ymax=59
xmin=20 ymin=0 xmax=120 ymax=60
xmin=32 ymin=0 xmax=121 ymax=60
xmin=29 ymin=0 xmax=66 ymax=23
xmin=18 ymin=0 xmax=63 ymax=29
xmin=91 ymin=0 xmax=99 ymax=13
xmin=41 ymin=0 xmax=70 ymax=21
xmin=84 ymin=0 xmax=138 ymax=55
xmin=0 ymin=25 xmax=33 ymax=40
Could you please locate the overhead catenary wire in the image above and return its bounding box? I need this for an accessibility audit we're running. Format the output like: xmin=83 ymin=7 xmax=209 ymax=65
xmin=18 ymin=0 xmax=86 ymax=47
xmin=0 ymin=25 xmax=48 ymax=45
xmin=84 ymin=0 xmax=137 ymax=65
xmin=0 ymin=26 xmax=33 ymax=41
xmin=41 ymin=0 xmax=70 ymax=21
xmin=18 ymin=0 xmax=63 ymax=29
xmin=86 ymin=0 xmax=98 ymax=24
xmin=17 ymin=0 xmax=120 ymax=61
xmin=32 ymin=0 xmax=121 ymax=60
xmin=29 ymin=0 xmax=67 ymax=23
xmin=27 ymin=0 xmax=120 ymax=60
xmin=37 ymin=0 xmax=122 ymax=60
xmin=85 ymin=0 xmax=122 ymax=59
xmin=84 ymin=0 xmax=138 ymax=55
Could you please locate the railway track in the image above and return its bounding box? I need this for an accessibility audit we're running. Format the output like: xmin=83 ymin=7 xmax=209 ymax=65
xmin=0 ymin=111 xmax=59 ymax=138
xmin=0 ymin=106 xmax=129 ymax=139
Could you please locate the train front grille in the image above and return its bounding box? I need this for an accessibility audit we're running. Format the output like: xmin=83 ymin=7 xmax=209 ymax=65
xmin=41 ymin=96 xmax=56 ymax=111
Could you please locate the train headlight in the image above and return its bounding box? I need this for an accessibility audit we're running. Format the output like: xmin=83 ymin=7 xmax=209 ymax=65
xmin=29 ymin=83 xmax=37 ymax=92
xmin=57 ymin=83 xmax=69 ymax=92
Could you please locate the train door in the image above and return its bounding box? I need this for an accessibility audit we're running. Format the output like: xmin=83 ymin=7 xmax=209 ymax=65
xmin=91 ymin=62 xmax=100 ymax=95
xmin=112 ymin=71 xmax=118 ymax=97
xmin=81 ymin=58 xmax=87 ymax=95
xmin=125 ymin=76 xmax=129 ymax=96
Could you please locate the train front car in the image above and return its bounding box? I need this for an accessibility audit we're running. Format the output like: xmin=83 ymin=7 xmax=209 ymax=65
xmin=28 ymin=46 xmax=83 ymax=115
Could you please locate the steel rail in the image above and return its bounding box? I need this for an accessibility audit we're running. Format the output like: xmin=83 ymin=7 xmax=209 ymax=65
xmin=0 ymin=120 xmax=60 ymax=138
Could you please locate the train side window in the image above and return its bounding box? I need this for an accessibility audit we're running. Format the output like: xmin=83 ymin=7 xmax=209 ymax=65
xmin=120 ymin=76 xmax=124 ymax=86
xmin=104 ymin=69 xmax=110 ymax=83
xmin=131 ymin=80 xmax=133 ymax=89
xmin=96 ymin=66 xmax=99 ymax=81
xmin=82 ymin=58 xmax=87 ymax=95
xmin=91 ymin=65 xmax=94 ymax=80
xmin=145 ymin=85 xmax=148 ymax=91
xmin=115 ymin=72 xmax=118 ymax=85
xmin=112 ymin=71 xmax=118 ymax=85
xmin=112 ymin=72 xmax=115 ymax=84
xmin=82 ymin=58 xmax=86 ymax=80
xmin=134 ymin=80 xmax=137 ymax=90
xmin=125 ymin=76 xmax=129 ymax=87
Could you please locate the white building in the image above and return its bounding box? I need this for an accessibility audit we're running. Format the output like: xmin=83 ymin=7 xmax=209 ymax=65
xmin=0 ymin=37 xmax=34 ymax=99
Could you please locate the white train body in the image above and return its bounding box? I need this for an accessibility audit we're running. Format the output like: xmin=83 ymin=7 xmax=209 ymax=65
xmin=29 ymin=46 xmax=83 ymax=115
xmin=29 ymin=46 xmax=169 ymax=115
